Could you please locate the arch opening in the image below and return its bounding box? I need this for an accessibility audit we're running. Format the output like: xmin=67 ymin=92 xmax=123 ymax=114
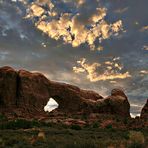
xmin=44 ymin=98 xmax=59 ymax=112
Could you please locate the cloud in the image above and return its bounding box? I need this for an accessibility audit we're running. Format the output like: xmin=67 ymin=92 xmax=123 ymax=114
xmin=23 ymin=0 xmax=123 ymax=49
xmin=140 ymin=70 xmax=148 ymax=75
xmin=130 ymin=104 xmax=143 ymax=108
xmin=127 ymin=87 xmax=148 ymax=99
xmin=130 ymin=113 xmax=140 ymax=118
xmin=73 ymin=58 xmax=131 ymax=82
xmin=140 ymin=25 xmax=148 ymax=32
xmin=0 ymin=51 xmax=10 ymax=60
xmin=114 ymin=7 xmax=129 ymax=14
xmin=110 ymin=80 xmax=117 ymax=84
xmin=30 ymin=4 xmax=45 ymax=17
xmin=0 ymin=1 xmax=29 ymax=40
xmin=142 ymin=45 xmax=148 ymax=51
xmin=76 ymin=0 xmax=85 ymax=6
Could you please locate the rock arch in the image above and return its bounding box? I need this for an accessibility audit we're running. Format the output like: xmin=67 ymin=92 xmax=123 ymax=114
xmin=0 ymin=66 xmax=130 ymax=118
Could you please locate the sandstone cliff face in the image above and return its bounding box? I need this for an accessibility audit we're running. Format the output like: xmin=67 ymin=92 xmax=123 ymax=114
xmin=17 ymin=70 xmax=50 ymax=111
xmin=141 ymin=99 xmax=148 ymax=120
xmin=0 ymin=66 xmax=17 ymax=107
xmin=0 ymin=66 xmax=130 ymax=118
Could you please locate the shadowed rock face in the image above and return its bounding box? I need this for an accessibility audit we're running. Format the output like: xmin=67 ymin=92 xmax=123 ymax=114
xmin=141 ymin=99 xmax=148 ymax=120
xmin=95 ymin=89 xmax=130 ymax=117
xmin=0 ymin=66 xmax=17 ymax=107
xmin=17 ymin=70 xmax=50 ymax=111
xmin=0 ymin=66 xmax=130 ymax=118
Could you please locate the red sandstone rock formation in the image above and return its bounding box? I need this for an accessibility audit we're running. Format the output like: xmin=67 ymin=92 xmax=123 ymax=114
xmin=0 ymin=66 xmax=131 ymax=118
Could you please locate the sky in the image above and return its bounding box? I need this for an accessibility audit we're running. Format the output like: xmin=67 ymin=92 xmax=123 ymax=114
xmin=0 ymin=0 xmax=147 ymax=115
xmin=44 ymin=98 xmax=59 ymax=113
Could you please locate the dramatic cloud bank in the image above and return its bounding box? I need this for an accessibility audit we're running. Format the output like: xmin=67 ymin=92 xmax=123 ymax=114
xmin=23 ymin=0 xmax=123 ymax=50
xmin=73 ymin=57 xmax=131 ymax=82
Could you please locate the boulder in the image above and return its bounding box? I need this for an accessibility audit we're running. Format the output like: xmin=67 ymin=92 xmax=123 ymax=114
xmin=107 ymin=89 xmax=130 ymax=117
xmin=93 ymin=89 xmax=130 ymax=117
xmin=111 ymin=88 xmax=127 ymax=97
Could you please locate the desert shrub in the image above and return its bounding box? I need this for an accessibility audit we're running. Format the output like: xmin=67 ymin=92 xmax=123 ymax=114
xmin=4 ymin=137 xmax=19 ymax=146
xmin=0 ymin=114 xmax=7 ymax=121
xmin=105 ymin=124 xmax=112 ymax=129
xmin=70 ymin=124 xmax=82 ymax=130
xmin=0 ymin=118 xmax=55 ymax=129
xmin=128 ymin=142 xmax=144 ymax=148
xmin=83 ymin=123 xmax=90 ymax=128
xmin=5 ymin=119 xmax=32 ymax=129
xmin=115 ymin=117 xmax=121 ymax=122
xmin=92 ymin=122 xmax=99 ymax=128
xmin=124 ymin=118 xmax=128 ymax=125
xmin=3 ymin=137 xmax=30 ymax=148
xmin=129 ymin=131 xmax=145 ymax=144
xmin=29 ymin=119 xmax=51 ymax=127
xmin=81 ymin=114 xmax=87 ymax=120
xmin=60 ymin=123 xmax=69 ymax=129
xmin=65 ymin=141 xmax=97 ymax=148
xmin=122 ymin=132 xmax=129 ymax=140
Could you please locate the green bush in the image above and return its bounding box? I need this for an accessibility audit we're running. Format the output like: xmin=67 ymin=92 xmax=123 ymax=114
xmin=128 ymin=142 xmax=144 ymax=148
xmin=92 ymin=122 xmax=99 ymax=128
xmin=122 ymin=132 xmax=129 ymax=140
xmin=65 ymin=141 xmax=97 ymax=148
xmin=105 ymin=124 xmax=112 ymax=129
xmin=3 ymin=119 xmax=32 ymax=129
xmin=0 ymin=119 xmax=43 ymax=129
xmin=0 ymin=114 xmax=7 ymax=121
xmin=124 ymin=118 xmax=128 ymax=125
xmin=71 ymin=124 xmax=82 ymax=130
xmin=129 ymin=131 xmax=145 ymax=144
xmin=81 ymin=114 xmax=87 ymax=120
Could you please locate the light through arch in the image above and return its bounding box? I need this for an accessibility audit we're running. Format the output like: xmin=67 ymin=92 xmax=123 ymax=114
xmin=44 ymin=98 xmax=59 ymax=112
